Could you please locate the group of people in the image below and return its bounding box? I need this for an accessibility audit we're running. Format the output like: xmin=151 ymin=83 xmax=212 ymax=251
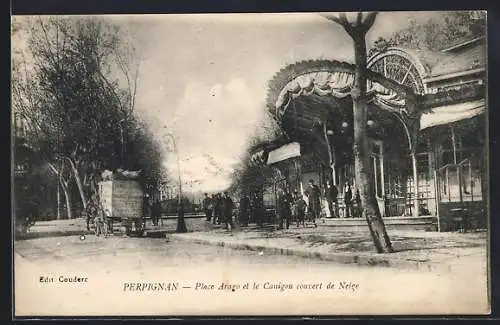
xmin=277 ymin=179 xmax=320 ymax=230
xmin=202 ymin=192 xmax=235 ymax=230
xmin=201 ymin=178 xmax=362 ymax=232
xmin=325 ymin=180 xmax=361 ymax=219
xmin=278 ymin=179 xmax=361 ymax=229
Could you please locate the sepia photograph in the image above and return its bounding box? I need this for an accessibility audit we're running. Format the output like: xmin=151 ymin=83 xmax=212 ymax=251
xmin=12 ymin=11 xmax=490 ymax=317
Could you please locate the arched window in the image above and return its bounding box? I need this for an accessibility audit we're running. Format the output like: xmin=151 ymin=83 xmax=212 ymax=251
xmin=368 ymin=48 xmax=426 ymax=95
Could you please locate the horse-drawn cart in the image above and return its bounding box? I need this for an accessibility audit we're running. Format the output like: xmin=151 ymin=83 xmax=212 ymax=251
xmin=98 ymin=171 xmax=145 ymax=237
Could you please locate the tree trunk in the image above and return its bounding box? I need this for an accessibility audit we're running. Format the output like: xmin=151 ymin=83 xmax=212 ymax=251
xmin=56 ymin=177 xmax=61 ymax=220
xmin=352 ymin=32 xmax=393 ymax=253
xmin=59 ymin=177 xmax=72 ymax=220
xmin=68 ymin=159 xmax=87 ymax=211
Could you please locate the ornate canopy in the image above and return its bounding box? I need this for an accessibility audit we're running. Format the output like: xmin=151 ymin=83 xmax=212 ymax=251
xmin=266 ymin=60 xmax=413 ymax=121
xmin=262 ymin=46 xmax=485 ymax=165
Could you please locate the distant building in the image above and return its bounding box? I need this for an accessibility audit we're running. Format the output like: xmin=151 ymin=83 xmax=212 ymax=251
xmin=159 ymin=184 xmax=178 ymax=201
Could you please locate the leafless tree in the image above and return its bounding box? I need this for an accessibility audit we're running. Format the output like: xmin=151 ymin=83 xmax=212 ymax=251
xmin=322 ymin=12 xmax=394 ymax=253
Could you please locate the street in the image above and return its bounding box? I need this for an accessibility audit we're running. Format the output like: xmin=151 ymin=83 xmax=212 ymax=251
xmin=14 ymin=232 xmax=489 ymax=316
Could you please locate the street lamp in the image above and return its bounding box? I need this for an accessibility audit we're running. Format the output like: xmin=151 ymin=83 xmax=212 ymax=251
xmin=163 ymin=129 xmax=187 ymax=233
xmin=117 ymin=118 xmax=127 ymax=167
xmin=322 ymin=123 xmax=337 ymax=186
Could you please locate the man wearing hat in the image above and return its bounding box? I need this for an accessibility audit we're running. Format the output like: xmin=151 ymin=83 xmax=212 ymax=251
xmin=222 ymin=192 xmax=235 ymax=230
xmin=203 ymin=193 xmax=213 ymax=222
xmin=305 ymin=179 xmax=320 ymax=226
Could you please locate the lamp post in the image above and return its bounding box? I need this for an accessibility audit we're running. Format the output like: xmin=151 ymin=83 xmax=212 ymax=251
xmin=322 ymin=12 xmax=393 ymax=253
xmin=163 ymin=130 xmax=187 ymax=233
xmin=322 ymin=123 xmax=337 ymax=186
xmin=117 ymin=117 xmax=127 ymax=167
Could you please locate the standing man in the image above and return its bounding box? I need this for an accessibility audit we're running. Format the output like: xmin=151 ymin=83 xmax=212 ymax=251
xmin=151 ymin=198 xmax=162 ymax=226
xmin=86 ymin=193 xmax=99 ymax=231
xmin=143 ymin=194 xmax=152 ymax=224
xmin=203 ymin=193 xmax=213 ymax=222
xmin=277 ymin=187 xmax=293 ymax=230
xmin=293 ymin=191 xmax=307 ymax=227
xmin=305 ymin=179 xmax=320 ymax=226
xmin=222 ymin=192 xmax=235 ymax=231
xmin=213 ymin=193 xmax=223 ymax=225
xmin=239 ymin=192 xmax=251 ymax=227
xmin=326 ymin=180 xmax=339 ymax=218
xmin=343 ymin=182 xmax=353 ymax=218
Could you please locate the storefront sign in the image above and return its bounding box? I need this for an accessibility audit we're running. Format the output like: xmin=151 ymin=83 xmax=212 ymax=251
xmin=267 ymin=142 xmax=301 ymax=165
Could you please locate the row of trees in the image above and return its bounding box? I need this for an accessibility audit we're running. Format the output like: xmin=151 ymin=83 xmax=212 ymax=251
xmin=369 ymin=10 xmax=486 ymax=55
xmin=12 ymin=16 xmax=167 ymax=220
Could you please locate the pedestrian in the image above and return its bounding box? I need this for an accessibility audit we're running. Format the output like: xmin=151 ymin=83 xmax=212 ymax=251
xmin=343 ymin=182 xmax=353 ymax=218
xmin=239 ymin=192 xmax=251 ymax=227
xmin=353 ymin=187 xmax=362 ymax=218
xmin=304 ymin=179 xmax=320 ymax=226
xmin=151 ymin=198 xmax=162 ymax=226
xmin=203 ymin=193 xmax=213 ymax=222
xmin=213 ymin=193 xmax=223 ymax=225
xmin=293 ymin=191 xmax=307 ymax=228
xmin=94 ymin=203 xmax=109 ymax=237
xmin=86 ymin=193 xmax=98 ymax=231
xmin=252 ymin=193 xmax=264 ymax=227
xmin=326 ymin=180 xmax=339 ymax=218
xmin=222 ymin=192 xmax=235 ymax=230
xmin=142 ymin=194 xmax=152 ymax=220
xmin=278 ymin=187 xmax=293 ymax=230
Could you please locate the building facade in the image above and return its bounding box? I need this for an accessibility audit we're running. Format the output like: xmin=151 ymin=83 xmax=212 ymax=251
xmin=252 ymin=36 xmax=487 ymax=231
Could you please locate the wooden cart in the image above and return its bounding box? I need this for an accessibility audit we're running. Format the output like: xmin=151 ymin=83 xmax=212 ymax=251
xmin=98 ymin=178 xmax=145 ymax=236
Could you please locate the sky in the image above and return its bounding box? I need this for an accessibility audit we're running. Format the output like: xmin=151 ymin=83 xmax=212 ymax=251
xmin=13 ymin=12 xmax=443 ymax=193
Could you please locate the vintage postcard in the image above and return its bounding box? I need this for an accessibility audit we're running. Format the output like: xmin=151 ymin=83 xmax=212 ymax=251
xmin=12 ymin=11 xmax=490 ymax=317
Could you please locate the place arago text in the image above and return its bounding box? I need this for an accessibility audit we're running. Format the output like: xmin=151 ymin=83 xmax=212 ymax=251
xmin=121 ymin=281 xmax=359 ymax=292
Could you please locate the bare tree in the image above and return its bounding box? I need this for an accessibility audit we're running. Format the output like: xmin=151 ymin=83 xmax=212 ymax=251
xmin=12 ymin=16 xmax=165 ymax=220
xmin=322 ymin=12 xmax=394 ymax=253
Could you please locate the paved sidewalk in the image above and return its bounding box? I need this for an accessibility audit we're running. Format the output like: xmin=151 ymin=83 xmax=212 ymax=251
xmin=171 ymin=220 xmax=487 ymax=273
xmin=16 ymin=216 xmax=209 ymax=240
xmin=19 ymin=218 xmax=488 ymax=273
xmin=15 ymin=218 xmax=94 ymax=240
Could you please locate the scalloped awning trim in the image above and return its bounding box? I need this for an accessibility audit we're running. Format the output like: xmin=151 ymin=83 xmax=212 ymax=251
xmin=275 ymin=70 xmax=406 ymax=117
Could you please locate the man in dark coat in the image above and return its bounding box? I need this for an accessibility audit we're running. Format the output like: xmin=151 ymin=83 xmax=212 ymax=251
xmin=213 ymin=193 xmax=223 ymax=225
xmin=305 ymin=179 xmax=320 ymax=225
xmin=278 ymin=188 xmax=293 ymax=230
xmin=326 ymin=180 xmax=339 ymax=218
xmin=239 ymin=193 xmax=251 ymax=227
xmin=203 ymin=193 xmax=213 ymax=222
xmin=151 ymin=198 xmax=162 ymax=226
xmin=344 ymin=182 xmax=353 ymax=218
xmin=222 ymin=192 xmax=235 ymax=230
xmin=292 ymin=191 xmax=307 ymax=228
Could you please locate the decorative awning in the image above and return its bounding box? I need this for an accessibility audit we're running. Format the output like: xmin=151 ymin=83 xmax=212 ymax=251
xmin=267 ymin=142 xmax=301 ymax=165
xmin=419 ymin=99 xmax=486 ymax=130
xmin=267 ymin=60 xmax=409 ymax=120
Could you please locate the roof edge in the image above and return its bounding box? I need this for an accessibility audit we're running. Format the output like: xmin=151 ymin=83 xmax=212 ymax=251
xmin=440 ymin=36 xmax=485 ymax=53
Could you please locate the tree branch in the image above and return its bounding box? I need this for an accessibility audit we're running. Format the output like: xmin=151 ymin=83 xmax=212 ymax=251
xmin=362 ymin=12 xmax=378 ymax=33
